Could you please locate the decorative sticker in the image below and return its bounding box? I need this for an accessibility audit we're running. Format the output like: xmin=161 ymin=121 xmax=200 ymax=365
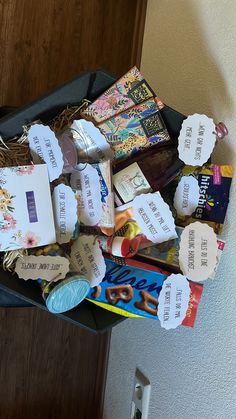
xmin=132 ymin=192 xmax=177 ymax=244
xmin=178 ymin=114 xmax=216 ymax=166
xmin=174 ymin=176 xmax=200 ymax=216
xmin=113 ymin=162 xmax=152 ymax=204
xmin=15 ymin=255 xmax=70 ymax=281
xmin=71 ymin=235 xmax=106 ymax=287
xmin=179 ymin=221 xmax=218 ymax=281
xmin=52 ymin=184 xmax=78 ymax=244
xmin=158 ymin=273 xmax=191 ymax=330
xmin=28 ymin=124 xmax=64 ymax=181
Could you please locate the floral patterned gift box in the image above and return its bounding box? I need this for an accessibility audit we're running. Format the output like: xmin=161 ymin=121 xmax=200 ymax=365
xmin=0 ymin=164 xmax=56 ymax=251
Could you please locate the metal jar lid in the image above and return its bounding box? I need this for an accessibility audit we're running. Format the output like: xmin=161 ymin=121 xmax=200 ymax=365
xmin=46 ymin=275 xmax=90 ymax=314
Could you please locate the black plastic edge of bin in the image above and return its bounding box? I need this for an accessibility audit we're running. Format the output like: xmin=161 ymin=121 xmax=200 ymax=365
xmin=0 ymin=69 xmax=186 ymax=332
xmin=0 ymin=69 xmax=123 ymax=332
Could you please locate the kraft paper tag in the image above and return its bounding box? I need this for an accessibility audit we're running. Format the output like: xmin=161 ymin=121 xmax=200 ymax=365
xmin=132 ymin=192 xmax=177 ymax=244
xmin=179 ymin=221 xmax=218 ymax=281
xmin=178 ymin=114 xmax=216 ymax=166
xmin=52 ymin=184 xmax=78 ymax=244
xmin=174 ymin=176 xmax=200 ymax=216
xmin=70 ymin=164 xmax=103 ymax=226
xmin=28 ymin=124 xmax=64 ymax=181
xmin=15 ymin=255 xmax=69 ymax=281
xmin=70 ymin=235 xmax=106 ymax=287
xmin=70 ymin=119 xmax=113 ymax=162
xmin=158 ymin=273 xmax=190 ymax=330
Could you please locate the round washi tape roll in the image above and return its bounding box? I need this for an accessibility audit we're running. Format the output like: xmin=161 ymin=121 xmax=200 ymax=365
xmin=46 ymin=275 xmax=90 ymax=314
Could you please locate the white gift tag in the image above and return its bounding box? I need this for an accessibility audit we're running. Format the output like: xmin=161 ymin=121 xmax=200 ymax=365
xmin=70 ymin=235 xmax=106 ymax=287
xmin=15 ymin=255 xmax=69 ymax=281
xmin=174 ymin=176 xmax=200 ymax=216
xmin=28 ymin=124 xmax=64 ymax=181
xmin=52 ymin=184 xmax=78 ymax=244
xmin=179 ymin=222 xmax=218 ymax=281
xmin=158 ymin=273 xmax=190 ymax=330
xmin=178 ymin=114 xmax=216 ymax=166
xmin=70 ymin=119 xmax=113 ymax=161
xmin=70 ymin=164 xmax=102 ymax=226
xmin=133 ymin=192 xmax=177 ymax=244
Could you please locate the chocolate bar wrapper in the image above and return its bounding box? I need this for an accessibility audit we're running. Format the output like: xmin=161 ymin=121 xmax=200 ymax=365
xmin=161 ymin=164 xmax=233 ymax=235
xmin=87 ymin=258 xmax=203 ymax=327
xmin=137 ymin=226 xmax=225 ymax=280
xmin=81 ymin=66 xmax=160 ymax=123
xmin=98 ymin=98 xmax=170 ymax=161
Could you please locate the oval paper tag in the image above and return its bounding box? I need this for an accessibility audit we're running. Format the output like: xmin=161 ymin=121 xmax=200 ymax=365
xmin=70 ymin=119 xmax=114 ymax=162
xmin=174 ymin=176 xmax=200 ymax=216
xmin=15 ymin=255 xmax=70 ymax=281
xmin=179 ymin=222 xmax=218 ymax=281
xmin=52 ymin=184 xmax=78 ymax=244
xmin=158 ymin=273 xmax=190 ymax=330
xmin=132 ymin=192 xmax=177 ymax=244
xmin=70 ymin=164 xmax=102 ymax=226
xmin=28 ymin=124 xmax=64 ymax=181
xmin=70 ymin=235 xmax=106 ymax=287
xmin=178 ymin=114 xmax=216 ymax=166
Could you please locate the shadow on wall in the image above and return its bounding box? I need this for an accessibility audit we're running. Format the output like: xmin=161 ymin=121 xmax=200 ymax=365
xmin=141 ymin=0 xmax=233 ymax=120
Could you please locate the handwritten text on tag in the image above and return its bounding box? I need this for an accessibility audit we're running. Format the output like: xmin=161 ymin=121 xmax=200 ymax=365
xmin=52 ymin=184 xmax=78 ymax=244
xmin=71 ymin=235 xmax=106 ymax=287
xmin=133 ymin=192 xmax=177 ymax=244
xmin=70 ymin=164 xmax=102 ymax=226
xmin=179 ymin=222 xmax=218 ymax=281
xmin=174 ymin=176 xmax=200 ymax=216
xmin=158 ymin=273 xmax=190 ymax=330
xmin=178 ymin=114 xmax=216 ymax=166
xmin=28 ymin=124 xmax=64 ymax=181
xmin=15 ymin=255 xmax=69 ymax=281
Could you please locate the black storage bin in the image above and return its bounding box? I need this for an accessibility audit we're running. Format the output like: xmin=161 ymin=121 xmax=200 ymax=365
xmin=0 ymin=70 xmax=185 ymax=332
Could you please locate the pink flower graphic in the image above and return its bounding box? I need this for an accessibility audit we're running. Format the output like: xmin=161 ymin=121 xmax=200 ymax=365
xmin=16 ymin=166 xmax=34 ymax=176
xmin=0 ymin=213 xmax=17 ymax=232
xmin=22 ymin=232 xmax=39 ymax=248
xmin=3 ymin=213 xmax=17 ymax=228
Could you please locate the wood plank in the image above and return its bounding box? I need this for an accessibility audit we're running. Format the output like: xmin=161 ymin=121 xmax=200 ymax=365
xmin=0 ymin=0 xmax=146 ymax=108
xmin=0 ymin=307 xmax=111 ymax=419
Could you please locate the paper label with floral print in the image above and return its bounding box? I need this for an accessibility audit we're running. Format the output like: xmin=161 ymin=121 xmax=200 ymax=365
xmin=0 ymin=164 xmax=56 ymax=251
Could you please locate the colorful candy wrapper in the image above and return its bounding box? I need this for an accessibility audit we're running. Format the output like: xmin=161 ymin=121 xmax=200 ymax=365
xmin=87 ymin=258 xmax=203 ymax=327
xmin=98 ymin=98 xmax=170 ymax=160
xmin=161 ymin=164 xmax=233 ymax=235
xmin=81 ymin=66 xmax=159 ymax=123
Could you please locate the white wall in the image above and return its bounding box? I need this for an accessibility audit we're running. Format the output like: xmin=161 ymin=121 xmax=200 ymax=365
xmin=103 ymin=1 xmax=236 ymax=418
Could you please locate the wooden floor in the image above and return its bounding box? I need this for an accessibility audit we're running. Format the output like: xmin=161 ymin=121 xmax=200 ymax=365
xmin=0 ymin=307 xmax=110 ymax=419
